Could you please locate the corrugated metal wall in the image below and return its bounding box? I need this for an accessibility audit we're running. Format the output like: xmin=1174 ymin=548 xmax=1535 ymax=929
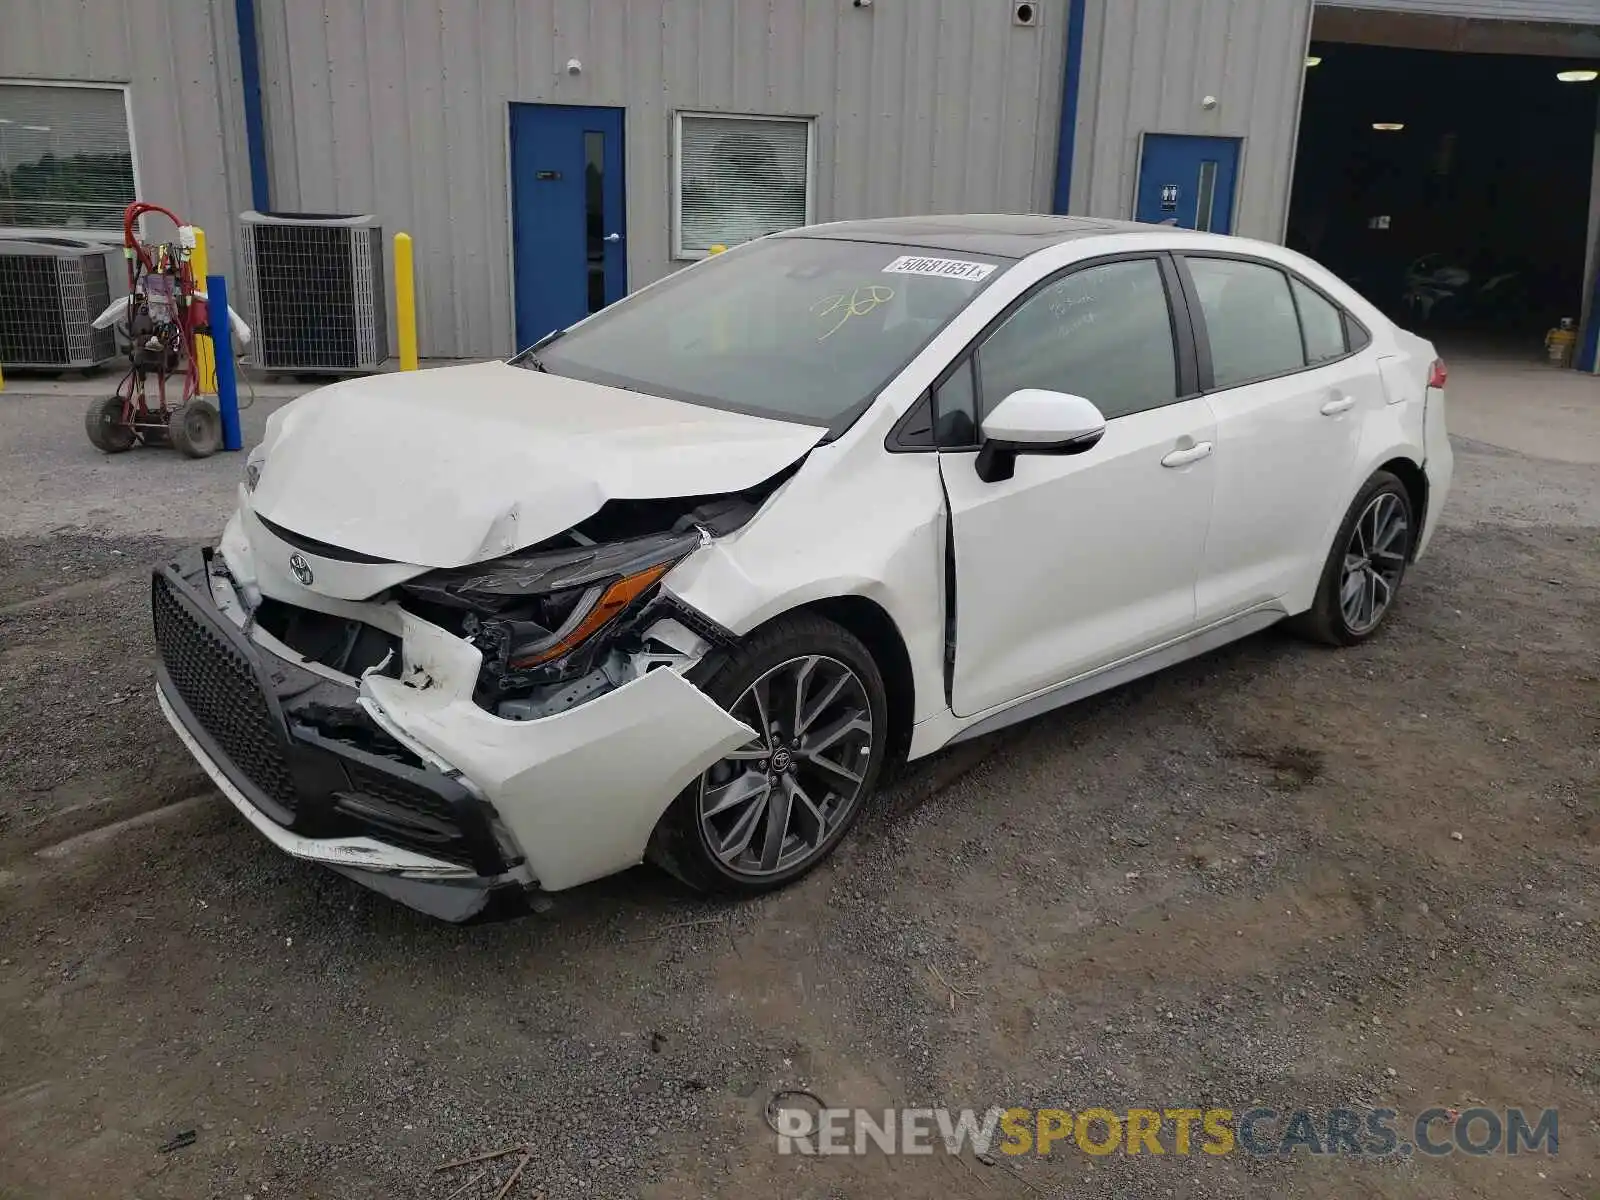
xmin=255 ymin=0 xmax=1070 ymax=359
xmin=1316 ymin=0 xmax=1600 ymax=23
xmin=0 ymin=0 xmax=252 ymax=285
xmin=1068 ymin=0 xmax=1315 ymax=242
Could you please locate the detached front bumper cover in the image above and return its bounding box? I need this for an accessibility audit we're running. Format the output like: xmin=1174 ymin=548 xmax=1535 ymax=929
xmin=151 ymin=545 xmax=759 ymax=920
xmin=152 ymin=549 xmax=528 ymax=922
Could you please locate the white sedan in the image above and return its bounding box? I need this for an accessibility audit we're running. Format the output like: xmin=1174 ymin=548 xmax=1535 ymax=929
xmin=151 ymin=215 xmax=1451 ymax=921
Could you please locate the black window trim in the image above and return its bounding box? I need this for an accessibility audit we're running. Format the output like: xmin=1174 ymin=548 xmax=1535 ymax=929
xmin=1174 ymin=250 xmax=1374 ymax=394
xmin=886 ymin=250 xmax=1201 ymax=453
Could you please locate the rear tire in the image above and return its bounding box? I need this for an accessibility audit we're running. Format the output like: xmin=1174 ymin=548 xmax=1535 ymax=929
xmin=1292 ymin=470 xmax=1415 ymax=646
xmin=84 ymin=396 xmax=136 ymax=453
xmin=647 ymin=612 xmax=890 ymax=895
xmin=169 ymin=397 xmax=222 ymax=458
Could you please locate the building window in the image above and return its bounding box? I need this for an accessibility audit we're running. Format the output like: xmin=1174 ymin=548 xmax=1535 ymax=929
xmin=0 ymin=82 xmax=136 ymax=234
xmin=673 ymin=112 xmax=813 ymax=259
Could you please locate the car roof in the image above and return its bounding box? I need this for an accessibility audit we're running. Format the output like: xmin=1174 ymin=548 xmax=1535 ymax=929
xmin=774 ymin=213 xmax=1179 ymax=259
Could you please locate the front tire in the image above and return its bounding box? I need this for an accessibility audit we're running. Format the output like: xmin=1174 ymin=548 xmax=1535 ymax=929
xmin=648 ymin=613 xmax=889 ymax=894
xmin=1293 ymin=470 xmax=1415 ymax=646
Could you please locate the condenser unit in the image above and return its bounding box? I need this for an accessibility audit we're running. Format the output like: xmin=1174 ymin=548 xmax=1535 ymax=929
xmin=237 ymin=211 xmax=388 ymax=373
xmin=0 ymin=237 xmax=118 ymax=369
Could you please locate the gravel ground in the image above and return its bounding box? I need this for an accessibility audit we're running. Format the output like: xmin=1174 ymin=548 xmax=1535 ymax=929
xmin=0 ymin=379 xmax=1597 ymax=1199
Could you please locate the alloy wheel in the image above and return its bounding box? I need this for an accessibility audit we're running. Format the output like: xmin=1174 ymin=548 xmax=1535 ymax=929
xmin=697 ymin=655 xmax=874 ymax=878
xmin=1340 ymin=491 xmax=1409 ymax=634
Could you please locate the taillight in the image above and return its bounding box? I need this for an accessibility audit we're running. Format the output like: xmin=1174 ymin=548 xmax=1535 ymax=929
xmin=1428 ymin=358 xmax=1448 ymax=389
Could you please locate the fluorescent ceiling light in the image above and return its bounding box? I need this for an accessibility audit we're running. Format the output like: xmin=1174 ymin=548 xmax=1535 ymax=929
xmin=1556 ymin=69 xmax=1598 ymax=83
xmin=1305 ymin=55 xmax=1322 ymax=67
xmin=22 ymin=125 xmax=51 ymax=133
xmin=1372 ymin=122 xmax=1405 ymax=132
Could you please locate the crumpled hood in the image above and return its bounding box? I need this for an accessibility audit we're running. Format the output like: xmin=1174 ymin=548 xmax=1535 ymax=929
xmin=249 ymin=361 xmax=825 ymax=568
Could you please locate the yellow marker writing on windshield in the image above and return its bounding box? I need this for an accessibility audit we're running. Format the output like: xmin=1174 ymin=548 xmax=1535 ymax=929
xmin=811 ymin=285 xmax=895 ymax=341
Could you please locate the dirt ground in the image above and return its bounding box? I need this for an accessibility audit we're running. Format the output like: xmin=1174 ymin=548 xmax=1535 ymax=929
xmin=1 ymin=387 xmax=1597 ymax=1197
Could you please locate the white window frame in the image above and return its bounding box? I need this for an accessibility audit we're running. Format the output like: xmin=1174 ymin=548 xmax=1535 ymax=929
xmin=0 ymin=78 xmax=140 ymax=241
xmin=671 ymin=110 xmax=816 ymax=261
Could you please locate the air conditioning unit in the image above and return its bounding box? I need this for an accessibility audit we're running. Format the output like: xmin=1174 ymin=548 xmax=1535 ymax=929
xmin=0 ymin=237 xmax=118 ymax=369
xmin=237 ymin=211 xmax=388 ymax=373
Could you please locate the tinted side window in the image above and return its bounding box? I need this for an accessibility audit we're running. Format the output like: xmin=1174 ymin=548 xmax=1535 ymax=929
xmin=975 ymin=259 xmax=1177 ymax=421
xmin=1344 ymin=312 xmax=1371 ymax=352
xmin=1291 ymin=277 xmax=1346 ymax=363
xmin=934 ymin=358 xmax=978 ymax=447
xmin=1188 ymin=258 xmax=1305 ymax=389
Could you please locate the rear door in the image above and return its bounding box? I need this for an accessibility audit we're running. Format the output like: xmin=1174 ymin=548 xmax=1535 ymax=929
xmin=938 ymin=255 xmax=1218 ymax=717
xmin=1178 ymin=255 xmax=1378 ymax=623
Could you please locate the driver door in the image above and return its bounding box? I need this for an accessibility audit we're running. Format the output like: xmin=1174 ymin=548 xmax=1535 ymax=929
xmin=937 ymin=255 xmax=1217 ymax=717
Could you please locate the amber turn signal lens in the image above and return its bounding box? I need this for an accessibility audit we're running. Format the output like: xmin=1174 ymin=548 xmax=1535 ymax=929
xmin=507 ymin=561 xmax=675 ymax=668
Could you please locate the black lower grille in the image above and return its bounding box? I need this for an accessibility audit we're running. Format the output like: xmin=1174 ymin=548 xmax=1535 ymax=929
xmin=335 ymin=762 xmax=476 ymax=866
xmin=153 ymin=572 xmax=299 ymax=810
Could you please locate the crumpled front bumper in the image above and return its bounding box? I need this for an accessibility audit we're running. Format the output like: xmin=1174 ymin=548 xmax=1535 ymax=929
xmin=151 ymin=546 xmax=754 ymax=921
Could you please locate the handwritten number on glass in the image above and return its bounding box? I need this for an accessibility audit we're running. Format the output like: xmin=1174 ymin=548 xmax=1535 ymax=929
xmin=811 ymin=285 xmax=895 ymax=341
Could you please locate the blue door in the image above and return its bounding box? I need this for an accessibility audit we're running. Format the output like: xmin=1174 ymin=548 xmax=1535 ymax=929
xmin=510 ymin=103 xmax=626 ymax=350
xmin=1135 ymin=135 xmax=1241 ymax=234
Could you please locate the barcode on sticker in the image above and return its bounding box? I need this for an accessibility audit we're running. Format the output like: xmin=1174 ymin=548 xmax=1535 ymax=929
xmin=882 ymin=255 xmax=996 ymax=282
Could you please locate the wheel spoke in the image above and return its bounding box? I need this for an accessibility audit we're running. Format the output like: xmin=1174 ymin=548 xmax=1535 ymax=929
xmin=703 ymin=770 xmax=768 ymax=819
xmin=784 ymin=775 xmax=827 ymax=848
xmin=758 ymin=781 xmax=794 ymax=872
xmin=800 ymin=746 xmax=863 ymax=792
xmin=797 ymin=668 xmax=851 ymax=736
xmin=1341 ymin=568 xmax=1365 ymax=618
xmin=749 ymin=675 xmax=776 ymax=749
xmin=715 ymin=786 xmax=770 ymax=861
xmin=801 ymin=707 xmax=872 ymax=758
xmin=1370 ymin=568 xmax=1391 ymax=609
xmin=789 ymin=656 xmax=819 ymax=738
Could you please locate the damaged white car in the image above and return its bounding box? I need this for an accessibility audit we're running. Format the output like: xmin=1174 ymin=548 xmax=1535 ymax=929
xmin=152 ymin=215 xmax=1452 ymax=921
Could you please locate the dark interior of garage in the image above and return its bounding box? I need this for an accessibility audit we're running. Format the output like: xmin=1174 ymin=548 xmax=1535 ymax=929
xmin=1287 ymin=41 xmax=1599 ymax=340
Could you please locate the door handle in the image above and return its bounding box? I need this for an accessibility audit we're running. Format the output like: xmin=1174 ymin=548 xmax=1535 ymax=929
xmin=1320 ymin=393 xmax=1355 ymax=415
xmin=604 ymin=232 xmax=623 ymax=243
xmin=1160 ymin=440 xmax=1214 ymax=468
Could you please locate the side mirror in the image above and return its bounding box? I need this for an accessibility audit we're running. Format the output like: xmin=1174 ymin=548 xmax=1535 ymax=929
xmin=975 ymin=389 xmax=1107 ymax=483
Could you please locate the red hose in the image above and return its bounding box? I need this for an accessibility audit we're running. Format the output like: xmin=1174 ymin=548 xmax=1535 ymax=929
xmin=123 ymin=201 xmax=182 ymax=271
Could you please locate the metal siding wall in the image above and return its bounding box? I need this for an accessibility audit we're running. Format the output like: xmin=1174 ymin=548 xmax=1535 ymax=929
xmin=1316 ymin=0 xmax=1600 ymax=22
xmin=0 ymin=0 xmax=252 ymax=285
xmin=1071 ymin=0 xmax=1314 ymax=242
xmin=254 ymin=0 xmax=1070 ymax=360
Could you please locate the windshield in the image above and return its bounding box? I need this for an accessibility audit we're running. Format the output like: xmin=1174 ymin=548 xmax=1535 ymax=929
xmin=522 ymin=236 xmax=1009 ymax=427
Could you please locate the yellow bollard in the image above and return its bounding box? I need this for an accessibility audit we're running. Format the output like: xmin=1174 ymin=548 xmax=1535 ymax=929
xmin=394 ymin=232 xmax=419 ymax=371
xmin=708 ymin=244 xmax=727 ymax=255
xmin=191 ymin=227 xmax=218 ymax=393
xmin=0 ymin=357 xmax=6 ymax=393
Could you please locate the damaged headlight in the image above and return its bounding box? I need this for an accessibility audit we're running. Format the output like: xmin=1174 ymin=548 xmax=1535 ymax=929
xmin=398 ymin=528 xmax=701 ymax=675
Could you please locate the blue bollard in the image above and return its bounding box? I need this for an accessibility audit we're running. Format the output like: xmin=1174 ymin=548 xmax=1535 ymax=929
xmin=206 ymin=273 xmax=244 ymax=451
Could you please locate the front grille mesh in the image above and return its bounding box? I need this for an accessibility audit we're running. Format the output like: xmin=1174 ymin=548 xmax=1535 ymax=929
xmin=153 ymin=573 xmax=299 ymax=810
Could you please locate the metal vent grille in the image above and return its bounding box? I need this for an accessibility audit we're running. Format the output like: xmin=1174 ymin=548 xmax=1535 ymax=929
xmin=238 ymin=211 xmax=388 ymax=373
xmin=0 ymin=239 xmax=116 ymax=368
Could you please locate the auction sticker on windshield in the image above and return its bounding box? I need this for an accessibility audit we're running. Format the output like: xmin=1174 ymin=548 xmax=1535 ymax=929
xmin=882 ymin=255 xmax=997 ymax=282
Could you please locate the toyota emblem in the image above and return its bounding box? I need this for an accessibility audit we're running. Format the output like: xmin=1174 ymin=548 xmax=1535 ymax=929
xmin=288 ymin=553 xmax=314 ymax=586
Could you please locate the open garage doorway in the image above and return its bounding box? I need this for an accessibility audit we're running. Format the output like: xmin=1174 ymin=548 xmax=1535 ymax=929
xmin=1287 ymin=28 xmax=1600 ymax=361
